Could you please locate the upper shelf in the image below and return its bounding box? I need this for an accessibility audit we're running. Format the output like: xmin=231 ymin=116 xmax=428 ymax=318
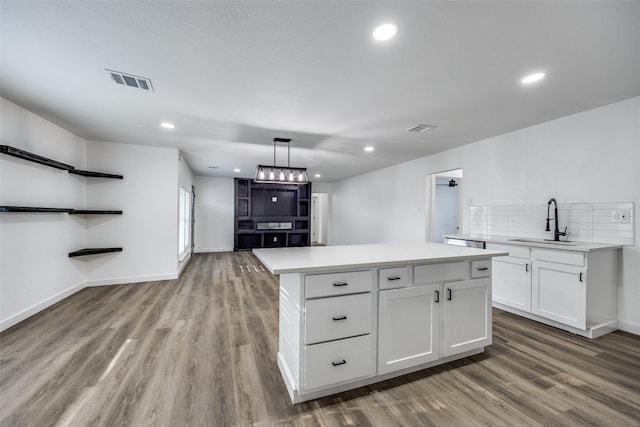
xmin=0 ymin=145 xmax=74 ymax=171
xmin=1 ymin=145 xmax=123 ymax=179
xmin=68 ymin=169 xmax=123 ymax=179
xmin=0 ymin=206 xmax=74 ymax=213
xmin=1 ymin=206 xmax=122 ymax=214
xmin=70 ymin=209 xmax=123 ymax=215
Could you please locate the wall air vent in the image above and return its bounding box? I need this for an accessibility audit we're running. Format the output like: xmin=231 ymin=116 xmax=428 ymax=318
xmin=406 ymin=124 xmax=436 ymax=133
xmin=106 ymin=69 xmax=154 ymax=92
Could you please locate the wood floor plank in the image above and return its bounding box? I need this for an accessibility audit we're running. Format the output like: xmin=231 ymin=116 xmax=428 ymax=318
xmin=2 ymin=252 xmax=639 ymax=426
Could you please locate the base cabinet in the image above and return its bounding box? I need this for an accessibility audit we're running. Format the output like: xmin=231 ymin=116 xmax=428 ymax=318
xmin=491 ymin=256 xmax=531 ymax=312
xmin=378 ymin=278 xmax=491 ymax=375
xmin=378 ymin=285 xmax=440 ymax=375
xmin=488 ymin=242 xmax=619 ymax=338
xmin=276 ymin=257 xmax=495 ymax=403
xmin=442 ymin=279 xmax=491 ymax=357
xmin=532 ymin=260 xmax=586 ymax=329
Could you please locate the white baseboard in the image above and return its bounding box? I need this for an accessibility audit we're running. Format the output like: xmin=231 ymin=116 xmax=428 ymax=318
xmin=0 ymin=282 xmax=85 ymax=332
xmin=194 ymin=248 xmax=233 ymax=253
xmin=84 ymin=272 xmax=178 ymax=287
xmin=618 ymin=320 xmax=640 ymax=336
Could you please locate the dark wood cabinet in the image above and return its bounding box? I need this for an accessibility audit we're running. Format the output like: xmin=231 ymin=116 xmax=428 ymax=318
xmin=234 ymin=178 xmax=311 ymax=251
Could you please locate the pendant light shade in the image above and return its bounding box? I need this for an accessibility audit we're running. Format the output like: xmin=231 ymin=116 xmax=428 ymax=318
xmin=255 ymin=138 xmax=309 ymax=185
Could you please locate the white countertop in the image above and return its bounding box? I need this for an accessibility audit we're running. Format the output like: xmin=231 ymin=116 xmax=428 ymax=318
xmin=443 ymin=234 xmax=623 ymax=252
xmin=253 ymin=242 xmax=508 ymax=274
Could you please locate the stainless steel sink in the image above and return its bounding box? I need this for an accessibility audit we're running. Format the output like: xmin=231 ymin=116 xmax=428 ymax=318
xmin=508 ymin=238 xmax=579 ymax=246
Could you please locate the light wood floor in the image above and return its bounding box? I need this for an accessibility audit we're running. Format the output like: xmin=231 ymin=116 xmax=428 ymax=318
xmin=1 ymin=252 xmax=639 ymax=426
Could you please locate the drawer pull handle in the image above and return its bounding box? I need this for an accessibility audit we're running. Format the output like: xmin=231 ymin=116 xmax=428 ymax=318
xmin=333 ymin=282 xmax=348 ymax=287
xmin=525 ymin=263 xmax=529 ymax=272
xmin=435 ymin=290 xmax=440 ymax=303
xmin=447 ymin=288 xmax=452 ymax=301
xmin=477 ymin=267 xmax=489 ymax=271
xmin=332 ymin=315 xmax=347 ymax=321
xmin=332 ymin=360 xmax=347 ymax=367
xmin=387 ymin=276 xmax=401 ymax=281
xmin=579 ymin=272 xmax=583 ymax=282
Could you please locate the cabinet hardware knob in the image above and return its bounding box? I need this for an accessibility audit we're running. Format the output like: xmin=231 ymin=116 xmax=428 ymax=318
xmin=435 ymin=290 xmax=440 ymax=303
xmin=447 ymin=288 xmax=452 ymax=301
xmin=387 ymin=276 xmax=401 ymax=281
xmin=477 ymin=267 xmax=489 ymax=271
xmin=333 ymin=282 xmax=348 ymax=287
xmin=332 ymin=359 xmax=347 ymax=367
xmin=332 ymin=315 xmax=347 ymax=321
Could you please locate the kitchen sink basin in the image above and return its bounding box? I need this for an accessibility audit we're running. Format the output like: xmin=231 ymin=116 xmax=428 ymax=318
xmin=508 ymin=238 xmax=579 ymax=246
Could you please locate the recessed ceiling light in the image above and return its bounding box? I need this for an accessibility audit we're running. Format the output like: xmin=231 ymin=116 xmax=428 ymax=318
xmin=160 ymin=122 xmax=175 ymax=129
xmin=373 ymin=23 xmax=397 ymax=41
xmin=314 ymin=174 xmax=321 ymax=178
xmin=521 ymin=72 xmax=545 ymax=84
xmin=364 ymin=146 xmax=375 ymax=152
xmin=233 ymin=168 xmax=241 ymax=173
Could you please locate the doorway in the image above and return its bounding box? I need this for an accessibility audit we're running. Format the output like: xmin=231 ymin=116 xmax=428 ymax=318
xmin=190 ymin=185 xmax=196 ymax=253
xmin=427 ymin=169 xmax=463 ymax=243
xmin=311 ymin=193 xmax=329 ymax=245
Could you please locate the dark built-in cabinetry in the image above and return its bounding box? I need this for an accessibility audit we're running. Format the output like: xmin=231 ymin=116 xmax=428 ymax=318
xmin=234 ymin=178 xmax=311 ymax=251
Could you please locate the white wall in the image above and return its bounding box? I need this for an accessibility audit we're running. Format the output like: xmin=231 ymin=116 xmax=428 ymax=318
xmin=84 ymin=140 xmax=181 ymax=285
xmin=193 ymin=176 xmax=234 ymax=252
xmin=1 ymin=98 xmax=188 ymax=330
xmin=1 ymin=98 xmax=87 ymax=330
xmin=327 ymin=96 xmax=640 ymax=333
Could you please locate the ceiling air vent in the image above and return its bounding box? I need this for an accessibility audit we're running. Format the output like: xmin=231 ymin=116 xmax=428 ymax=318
xmin=106 ymin=69 xmax=154 ymax=92
xmin=406 ymin=124 xmax=436 ymax=133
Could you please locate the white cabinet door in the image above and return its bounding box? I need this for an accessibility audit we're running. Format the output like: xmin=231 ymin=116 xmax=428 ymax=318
xmin=378 ymin=284 xmax=440 ymax=375
xmin=491 ymin=256 xmax=531 ymax=311
xmin=442 ymin=278 xmax=491 ymax=357
xmin=532 ymin=260 xmax=586 ymax=329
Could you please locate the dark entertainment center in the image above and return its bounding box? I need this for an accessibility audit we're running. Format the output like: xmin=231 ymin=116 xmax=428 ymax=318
xmin=234 ymin=178 xmax=311 ymax=251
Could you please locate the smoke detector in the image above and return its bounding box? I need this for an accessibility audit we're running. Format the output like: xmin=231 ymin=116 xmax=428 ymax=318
xmin=406 ymin=124 xmax=436 ymax=133
xmin=106 ymin=69 xmax=154 ymax=91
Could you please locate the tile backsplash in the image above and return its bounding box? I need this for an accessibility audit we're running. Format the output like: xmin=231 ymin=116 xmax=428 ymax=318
xmin=469 ymin=201 xmax=635 ymax=246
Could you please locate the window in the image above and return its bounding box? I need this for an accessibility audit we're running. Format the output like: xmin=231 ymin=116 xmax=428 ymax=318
xmin=178 ymin=187 xmax=191 ymax=259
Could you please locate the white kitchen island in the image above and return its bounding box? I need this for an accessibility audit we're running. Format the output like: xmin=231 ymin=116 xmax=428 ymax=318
xmin=253 ymin=243 xmax=507 ymax=403
xmin=253 ymin=243 xmax=506 ymax=403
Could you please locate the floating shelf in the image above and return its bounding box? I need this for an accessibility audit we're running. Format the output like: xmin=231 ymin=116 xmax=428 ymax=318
xmin=0 ymin=206 xmax=74 ymax=213
xmin=69 ymin=169 xmax=123 ymax=179
xmin=68 ymin=247 xmax=123 ymax=257
xmin=0 ymin=145 xmax=75 ymax=171
xmin=70 ymin=210 xmax=123 ymax=215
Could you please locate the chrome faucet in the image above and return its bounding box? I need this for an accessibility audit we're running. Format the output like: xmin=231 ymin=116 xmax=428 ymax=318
xmin=545 ymin=198 xmax=567 ymax=241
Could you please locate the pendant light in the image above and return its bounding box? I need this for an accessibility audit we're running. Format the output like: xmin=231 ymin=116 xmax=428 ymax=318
xmin=255 ymin=138 xmax=309 ymax=184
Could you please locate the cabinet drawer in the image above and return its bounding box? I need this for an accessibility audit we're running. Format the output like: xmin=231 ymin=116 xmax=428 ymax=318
xmin=305 ymin=293 xmax=372 ymax=344
xmin=471 ymin=260 xmax=491 ymax=278
xmin=304 ymin=335 xmax=373 ymax=390
xmin=305 ymin=270 xmax=372 ymax=298
xmin=486 ymin=243 xmax=530 ymax=259
xmin=414 ymin=261 xmax=468 ymax=284
xmin=532 ymin=248 xmax=585 ymax=266
xmin=379 ymin=266 xmax=411 ymax=290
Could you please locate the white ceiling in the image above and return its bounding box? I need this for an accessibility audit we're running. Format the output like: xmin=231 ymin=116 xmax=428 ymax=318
xmin=2 ymin=1 xmax=640 ymax=182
